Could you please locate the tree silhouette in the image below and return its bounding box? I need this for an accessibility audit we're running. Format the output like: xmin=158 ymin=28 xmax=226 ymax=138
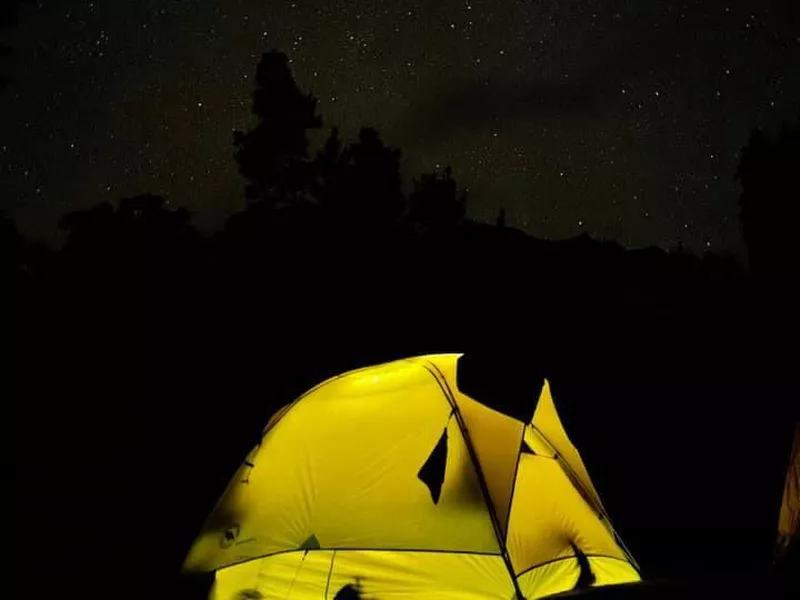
xmin=233 ymin=50 xmax=322 ymax=208
xmin=736 ymin=119 xmax=800 ymax=280
xmin=406 ymin=166 xmax=467 ymax=236
xmin=0 ymin=211 xmax=20 ymax=275
xmin=0 ymin=0 xmax=32 ymax=92
xmin=310 ymin=126 xmax=343 ymax=207
xmin=57 ymin=194 xmax=201 ymax=296
xmin=496 ymin=208 xmax=506 ymax=228
xmin=0 ymin=0 xmax=30 ymax=28
xmin=311 ymin=126 xmax=404 ymax=235
xmin=59 ymin=194 xmax=195 ymax=255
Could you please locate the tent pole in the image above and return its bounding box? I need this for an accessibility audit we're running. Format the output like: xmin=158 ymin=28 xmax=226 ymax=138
xmin=423 ymin=362 xmax=526 ymax=599
xmin=450 ymin=405 xmax=526 ymax=599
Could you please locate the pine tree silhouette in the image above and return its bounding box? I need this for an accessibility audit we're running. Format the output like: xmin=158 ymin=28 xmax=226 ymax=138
xmin=233 ymin=50 xmax=322 ymax=208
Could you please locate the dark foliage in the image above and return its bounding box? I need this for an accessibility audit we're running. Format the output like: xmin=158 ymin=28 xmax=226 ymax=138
xmin=313 ymin=126 xmax=405 ymax=234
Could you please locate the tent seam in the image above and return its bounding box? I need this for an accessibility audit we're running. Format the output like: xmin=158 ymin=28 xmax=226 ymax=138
xmin=502 ymin=427 xmax=528 ymax=548
xmin=417 ymin=358 xmax=527 ymax=600
xmin=200 ymin=547 xmax=504 ymax=573
xmin=529 ymin=423 xmax=639 ymax=571
xmin=515 ymin=553 xmax=633 ymax=579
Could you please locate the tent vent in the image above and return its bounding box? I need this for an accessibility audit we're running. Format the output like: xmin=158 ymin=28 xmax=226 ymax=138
xmin=418 ymin=428 xmax=448 ymax=504
xmin=299 ymin=533 xmax=321 ymax=551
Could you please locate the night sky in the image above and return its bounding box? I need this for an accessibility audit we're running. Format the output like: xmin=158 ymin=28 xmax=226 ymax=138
xmin=1 ymin=1 xmax=798 ymax=253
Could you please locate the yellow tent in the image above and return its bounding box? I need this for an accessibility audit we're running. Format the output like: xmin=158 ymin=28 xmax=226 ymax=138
xmin=184 ymin=354 xmax=640 ymax=599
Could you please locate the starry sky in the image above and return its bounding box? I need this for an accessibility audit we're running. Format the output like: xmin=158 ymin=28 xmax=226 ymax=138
xmin=1 ymin=0 xmax=798 ymax=253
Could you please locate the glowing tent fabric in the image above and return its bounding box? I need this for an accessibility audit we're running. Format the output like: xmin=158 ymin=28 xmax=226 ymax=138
xmin=184 ymin=354 xmax=639 ymax=599
xmin=776 ymin=423 xmax=800 ymax=561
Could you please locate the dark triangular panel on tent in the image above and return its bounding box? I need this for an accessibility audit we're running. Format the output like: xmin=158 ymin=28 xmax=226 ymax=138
xmin=299 ymin=533 xmax=321 ymax=551
xmin=457 ymin=352 xmax=546 ymax=423
xmin=520 ymin=440 xmax=536 ymax=456
xmin=418 ymin=428 xmax=448 ymax=504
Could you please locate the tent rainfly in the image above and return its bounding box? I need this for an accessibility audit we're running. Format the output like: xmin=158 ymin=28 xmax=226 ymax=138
xmin=183 ymin=354 xmax=640 ymax=599
xmin=776 ymin=423 xmax=800 ymax=564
